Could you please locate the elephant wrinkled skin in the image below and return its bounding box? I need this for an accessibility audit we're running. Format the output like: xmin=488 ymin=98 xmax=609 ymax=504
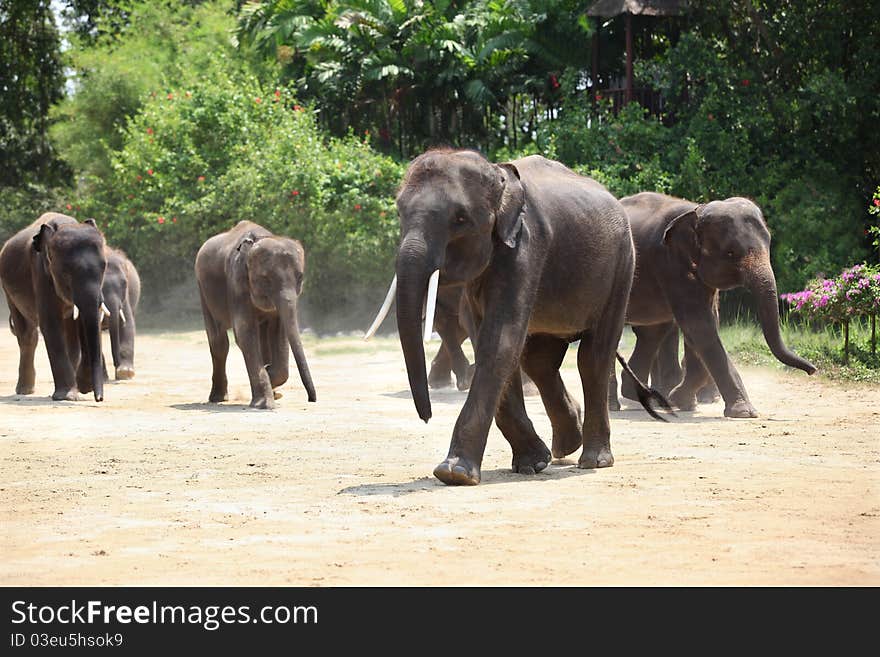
xmin=195 ymin=220 xmax=316 ymax=409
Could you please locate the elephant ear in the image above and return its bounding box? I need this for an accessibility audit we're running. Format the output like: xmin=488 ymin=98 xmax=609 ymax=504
xmin=494 ymin=162 xmax=526 ymax=249
xmin=662 ymin=206 xmax=702 ymax=258
xmin=32 ymin=224 xmax=55 ymax=252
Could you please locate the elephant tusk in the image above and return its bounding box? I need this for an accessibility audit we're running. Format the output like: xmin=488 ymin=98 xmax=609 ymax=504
xmin=363 ymin=274 xmax=397 ymax=340
xmin=72 ymin=305 xmax=79 ymax=321
xmin=100 ymin=302 xmax=110 ymax=316
xmin=423 ymin=269 xmax=440 ymax=342
xmin=119 ymin=309 xmax=126 ymax=325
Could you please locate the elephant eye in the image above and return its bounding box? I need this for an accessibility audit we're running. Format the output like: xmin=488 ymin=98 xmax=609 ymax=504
xmin=454 ymin=216 xmax=467 ymax=225
xmin=726 ymin=251 xmax=736 ymax=258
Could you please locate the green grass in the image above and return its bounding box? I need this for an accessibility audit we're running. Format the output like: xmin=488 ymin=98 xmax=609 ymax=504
xmin=720 ymin=317 xmax=880 ymax=385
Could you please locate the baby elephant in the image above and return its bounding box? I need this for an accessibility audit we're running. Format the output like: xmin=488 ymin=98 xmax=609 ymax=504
xmin=101 ymin=247 xmax=140 ymax=380
xmin=195 ymin=221 xmax=316 ymax=408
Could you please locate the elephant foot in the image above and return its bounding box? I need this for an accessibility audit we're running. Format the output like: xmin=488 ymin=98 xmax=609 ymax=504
xmin=551 ymin=428 xmax=583 ymax=459
xmin=208 ymin=388 xmax=228 ymax=403
xmin=52 ymin=388 xmax=81 ymax=402
xmin=669 ymin=387 xmax=697 ymax=411
xmin=15 ymin=383 xmax=34 ymax=395
xmin=455 ymin=366 xmax=474 ymax=391
xmin=608 ymin=395 xmax=621 ymax=412
xmin=115 ymin=366 xmax=135 ymax=380
xmin=578 ymin=444 xmax=614 ymax=469
xmin=428 ymin=368 xmax=453 ymax=390
xmin=724 ymin=400 xmax=758 ymax=418
xmin=511 ymin=440 xmax=551 ymax=475
xmin=433 ymin=456 xmax=480 ymax=486
xmin=250 ymin=396 xmax=276 ymax=410
xmin=697 ymin=386 xmax=719 ymax=404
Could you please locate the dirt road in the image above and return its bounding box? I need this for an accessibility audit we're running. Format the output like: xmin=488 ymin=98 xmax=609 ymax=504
xmin=1 ymin=328 xmax=878 ymax=586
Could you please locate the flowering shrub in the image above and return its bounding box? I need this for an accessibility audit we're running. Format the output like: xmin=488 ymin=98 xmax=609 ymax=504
xmin=782 ymin=263 xmax=880 ymax=358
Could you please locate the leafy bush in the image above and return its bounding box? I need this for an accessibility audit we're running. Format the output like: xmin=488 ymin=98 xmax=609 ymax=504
xmin=75 ymin=73 xmax=403 ymax=332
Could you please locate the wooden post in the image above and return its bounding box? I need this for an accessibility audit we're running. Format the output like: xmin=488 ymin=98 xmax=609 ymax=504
xmin=592 ymin=24 xmax=600 ymax=107
xmin=625 ymin=13 xmax=634 ymax=104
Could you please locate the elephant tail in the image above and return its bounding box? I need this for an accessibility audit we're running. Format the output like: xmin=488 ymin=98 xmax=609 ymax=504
xmin=615 ymin=351 xmax=676 ymax=422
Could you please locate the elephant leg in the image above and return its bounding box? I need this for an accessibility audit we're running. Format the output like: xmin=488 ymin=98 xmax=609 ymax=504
xmin=494 ymin=368 xmax=552 ymax=475
xmin=671 ymin=311 xmax=756 ymax=418
xmin=621 ymin=323 xmax=671 ymax=401
xmin=8 ymin=302 xmax=37 ymax=395
xmin=697 ymin=378 xmax=720 ymax=404
xmin=427 ymin=343 xmax=454 ymax=389
xmin=234 ymin=316 xmax=274 ymax=409
xmin=607 ymin=366 xmax=620 ymax=411
xmin=577 ymin=289 xmax=628 ymax=469
xmin=199 ymin=292 xmax=229 ymax=403
xmin=265 ymin=316 xmax=290 ymax=395
xmin=521 ymin=335 xmax=583 ymax=459
xmin=115 ymin=297 xmax=136 ymax=379
xmin=650 ymin=323 xmax=682 ymax=397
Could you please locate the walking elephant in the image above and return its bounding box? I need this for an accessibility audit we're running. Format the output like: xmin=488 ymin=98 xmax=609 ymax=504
xmin=609 ymin=192 xmax=816 ymax=417
xmin=101 ymin=247 xmax=140 ymax=380
xmin=0 ymin=212 xmax=108 ymax=401
xmin=195 ymin=220 xmax=316 ymax=408
xmin=367 ymin=150 xmax=668 ymax=486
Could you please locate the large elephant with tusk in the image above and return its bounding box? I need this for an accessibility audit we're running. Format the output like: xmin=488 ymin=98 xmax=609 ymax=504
xmin=100 ymin=247 xmax=140 ymax=380
xmin=609 ymin=192 xmax=816 ymax=417
xmin=0 ymin=212 xmax=109 ymax=401
xmin=195 ymin=220 xmax=316 ymax=409
xmin=367 ymin=150 xmax=670 ymax=486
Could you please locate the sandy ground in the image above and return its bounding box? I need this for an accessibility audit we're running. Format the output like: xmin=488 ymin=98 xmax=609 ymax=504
xmin=1 ymin=324 xmax=878 ymax=586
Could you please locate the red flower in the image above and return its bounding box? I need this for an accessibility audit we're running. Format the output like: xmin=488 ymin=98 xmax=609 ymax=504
xmin=148 ymin=169 xmax=154 ymax=176
xmin=741 ymin=79 xmax=750 ymax=86
xmin=146 ymin=127 xmax=153 ymax=135
xmin=874 ymin=199 xmax=880 ymax=207
xmin=167 ymin=93 xmax=173 ymax=100
xmin=136 ymin=175 xmax=142 ymax=182
xmin=197 ymin=175 xmax=205 ymax=182
xmin=172 ymin=217 xmax=177 ymax=223
xmin=255 ymin=97 xmax=262 ymax=104
xmin=354 ymin=204 xmax=362 ymax=211
xmin=66 ymin=204 xmax=72 ymax=210
xmin=157 ymin=216 xmax=165 ymax=224
xmin=293 ymin=104 xmax=303 ymax=112
xmin=291 ymin=190 xmax=299 ymax=196
xmin=274 ymin=89 xmax=281 ymax=97
xmin=595 ymin=93 xmax=603 ymax=101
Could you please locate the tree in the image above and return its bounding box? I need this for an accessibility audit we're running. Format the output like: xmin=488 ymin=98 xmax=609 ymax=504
xmin=0 ymin=0 xmax=67 ymax=186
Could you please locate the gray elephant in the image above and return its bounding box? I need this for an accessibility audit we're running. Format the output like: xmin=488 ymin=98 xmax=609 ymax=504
xmin=0 ymin=212 xmax=108 ymax=401
xmin=195 ymin=220 xmax=316 ymax=408
xmin=367 ymin=150 xmax=667 ymax=486
xmin=609 ymin=192 xmax=816 ymax=418
xmin=100 ymin=247 xmax=140 ymax=380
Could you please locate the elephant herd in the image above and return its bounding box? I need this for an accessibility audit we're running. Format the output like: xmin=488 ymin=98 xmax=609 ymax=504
xmin=0 ymin=149 xmax=816 ymax=486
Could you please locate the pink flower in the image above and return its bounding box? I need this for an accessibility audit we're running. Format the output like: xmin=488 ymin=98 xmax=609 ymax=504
xmin=354 ymin=204 xmax=362 ymax=211
xmin=255 ymin=97 xmax=262 ymax=104
xmin=197 ymin=175 xmax=205 ymax=182
xmin=148 ymin=169 xmax=154 ymax=176
xmin=172 ymin=217 xmax=177 ymax=223
xmin=66 ymin=204 xmax=72 ymax=210
xmin=167 ymin=93 xmax=173 ymax=100
xmin=274 ymin=89 xmax=281 ymax=97
xmin=293 ymin=104 xmax=304 ymax=112
xmin=874 ymin=199 xmax=879 ymax=207
xmin=157 ymin=216 xmax=165 ymax=224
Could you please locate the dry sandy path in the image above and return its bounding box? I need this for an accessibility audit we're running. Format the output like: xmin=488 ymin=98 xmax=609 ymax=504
xmin=1 ymin=328 xmax=878 ymax=586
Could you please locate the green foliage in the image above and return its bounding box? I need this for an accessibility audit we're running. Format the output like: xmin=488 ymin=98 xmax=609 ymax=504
xmin=0 ymin=0 xmax=68 ymax=186
xmin=75 ymin=72 xmax=403 ymax=330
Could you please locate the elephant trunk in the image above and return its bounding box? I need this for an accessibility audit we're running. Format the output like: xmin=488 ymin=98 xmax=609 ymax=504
xmin=279 ymin=293 xmax=316 ymax=402
xmin=108 ymin=301 xmax=122 ymax=369
xmin=77 ymin=296 xmax=105 ymax=401
xmin=396 ymin=235 xmax=435 ymax=422
xmin=746 ymin=251 xmax=817 ymax=375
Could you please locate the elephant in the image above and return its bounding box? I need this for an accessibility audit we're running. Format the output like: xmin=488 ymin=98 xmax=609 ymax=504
xmin=0 ymin=212 xmax=108 ymax=401
xmin=100 ymin=247 xmax=141 ymax=381
xmin=608 ymin=192 xmax=816 ymax=418
xmin=367 ymin=150 xmax=668 ymax=486
xmin=195 ymin=220 xmax=316 ymax=409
